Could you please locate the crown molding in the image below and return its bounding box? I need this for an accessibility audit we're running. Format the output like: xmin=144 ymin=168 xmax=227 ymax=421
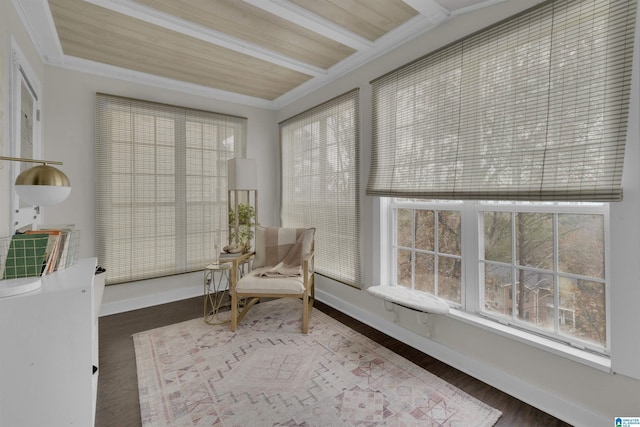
xmin=55 ymin=56 xmax=275 ymax=109
xmin=12 ymin=0 xmax=64 ymax=64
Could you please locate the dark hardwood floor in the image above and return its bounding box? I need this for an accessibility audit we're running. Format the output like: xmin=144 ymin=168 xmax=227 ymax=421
xmin=96 ymin=296 xmax=572 ymax=426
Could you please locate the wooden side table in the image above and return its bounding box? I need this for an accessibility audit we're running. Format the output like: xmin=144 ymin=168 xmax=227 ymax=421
xmin=203 ymin=262 xmax=233 ymax=324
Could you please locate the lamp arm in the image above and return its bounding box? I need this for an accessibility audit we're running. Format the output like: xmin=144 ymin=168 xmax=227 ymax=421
xmin=0 ymin=156 xmax=63 ymax=166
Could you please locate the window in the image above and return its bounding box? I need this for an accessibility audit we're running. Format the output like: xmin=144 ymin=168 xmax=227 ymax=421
xmin=393 ymin=200 xmax=462 ymax=304
xmin=280 ymin=89 xmax=361 ymax=287
xmin=373 ymin=0 xmax=634 ymax=356
xmin=390 ymin=199 xmax=609 ymax=353
xmin=480 ymin=202 xmax=608 ymax=351
xmin=96 ymin=94 xmax=246 ymax=284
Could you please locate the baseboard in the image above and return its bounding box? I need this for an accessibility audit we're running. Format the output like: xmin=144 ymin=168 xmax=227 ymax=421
xmin=315 ymin=289 xmax=609 ymax=427
xmin=99 ymin=284 xmax=202 ymax=316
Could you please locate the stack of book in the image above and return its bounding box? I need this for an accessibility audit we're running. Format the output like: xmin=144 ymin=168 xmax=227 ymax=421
xmin=218 ymin=252 xmax=242 ymax=261
xmin=1 ymin=225 xmax=80 ymax=280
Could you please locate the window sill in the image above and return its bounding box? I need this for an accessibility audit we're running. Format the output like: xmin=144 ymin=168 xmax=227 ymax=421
xmin=448 ymin=308 xmax=612 ymax=373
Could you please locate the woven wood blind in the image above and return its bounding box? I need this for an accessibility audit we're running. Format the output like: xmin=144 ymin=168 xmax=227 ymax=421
xmin=96 ymin=94 xmax=246 ymax=284
xmin=280 ymin=89 xmax=361 ymax=287
xmin=368 ymin=0 xmax=637 ymax=202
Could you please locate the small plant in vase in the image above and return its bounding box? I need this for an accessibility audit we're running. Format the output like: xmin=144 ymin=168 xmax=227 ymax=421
xmin=228 ymin=203 xmax=256 ymax=253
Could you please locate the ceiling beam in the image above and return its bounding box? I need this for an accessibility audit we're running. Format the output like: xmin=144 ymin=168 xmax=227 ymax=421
xmin=402 ymin=0 xmax=450 ymax=23
xmin=83 ymin=0 xmax=327 ymax=77
xmin=242 ymin=0 xmax=374 ymax=51
xmin=271 ymin=13 xmax=447 ymax=109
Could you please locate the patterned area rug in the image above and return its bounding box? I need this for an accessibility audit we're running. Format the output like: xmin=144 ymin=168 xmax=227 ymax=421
xmin=133 ymin=299 xmax=502 ymax=426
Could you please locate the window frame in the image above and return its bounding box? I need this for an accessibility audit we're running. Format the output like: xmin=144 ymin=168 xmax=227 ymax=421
xmin=9 ymin=37 xmax=42 ymax=231
xmin=384 ymin=198 xmax=611 ymax=358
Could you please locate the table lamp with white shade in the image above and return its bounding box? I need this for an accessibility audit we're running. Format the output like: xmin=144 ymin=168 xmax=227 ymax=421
xmin=227 ymin=158 xmax=258 ymax=252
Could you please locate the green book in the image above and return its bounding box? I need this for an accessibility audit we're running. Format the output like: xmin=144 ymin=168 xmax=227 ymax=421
xmin=2 ymin=234 xmax=51 ymax=279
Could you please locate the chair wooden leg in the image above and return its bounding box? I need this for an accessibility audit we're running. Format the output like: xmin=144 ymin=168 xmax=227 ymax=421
xmin=231 ymin=292 xmax=238 ymax=332
xmin=302 ymin=294 xmax=309 ymax=334
xmin=236 ymin=297 xmax=259 ymax=326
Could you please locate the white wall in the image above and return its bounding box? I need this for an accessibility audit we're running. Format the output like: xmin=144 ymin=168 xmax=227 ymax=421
xmin=277 ymin=1 xmax=640 ymax=425
xmin=0 ymin=0 xmax=45 ymax=237
xmin=42 ymin=66 xmax=278 ymax=313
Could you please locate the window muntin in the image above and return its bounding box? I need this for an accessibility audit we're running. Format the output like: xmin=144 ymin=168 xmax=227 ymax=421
xmin=389 ymin=198 xmax=609 ymax=354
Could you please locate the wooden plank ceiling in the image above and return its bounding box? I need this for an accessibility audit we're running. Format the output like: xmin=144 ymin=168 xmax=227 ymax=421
xmin=43 ymin=0 xmax=499 ymax=104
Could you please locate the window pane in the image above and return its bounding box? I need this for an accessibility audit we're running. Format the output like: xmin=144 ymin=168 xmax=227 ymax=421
xmin=134 ymin=144 xmax=155 ymax=173
xmin=156 ymin=117 xmax=174 ymax=145
xmin=157 ymin=176 xmax=174 ymax=202
xmin=397 ymin=248 xmax=412 ymax=288
xmin=483 ymin=211 xmax=512 ymax=263
xmin=515 ymin=213 xmax=552 ymax=270
xmin=558 ymin=214 xmax=604 ymax=279
xmin=396 ymin=208 xmax=413 ymax=248
xmin=515 ymin=269 xmax=554 ymax=330
xmin=560 ymin=278 xmax=606 ymax=348
xmin=439 ymin=256 xmax=461 ymax=303
xmin=438 ymin=211 xmax=460 ymax=256
xmin=186 ymin=121 xmax=202 ymax=148
xmin=483 ymin=263 xmax=512 ymax=316
xmin=415 ymin=210 xmax=434 ymax=251
xmin=414 ymin=252 xmax=434 ymax=293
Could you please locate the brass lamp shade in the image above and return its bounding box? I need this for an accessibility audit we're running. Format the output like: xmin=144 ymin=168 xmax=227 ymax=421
xmin=16 ymin=164 xmax=70 ymax=186
xmin=15 ymin=164 xmax=71 ymax=206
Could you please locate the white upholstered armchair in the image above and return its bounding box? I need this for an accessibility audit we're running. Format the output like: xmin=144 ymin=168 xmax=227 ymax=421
xmin=229 ymin=226 xmax=315 ymax=333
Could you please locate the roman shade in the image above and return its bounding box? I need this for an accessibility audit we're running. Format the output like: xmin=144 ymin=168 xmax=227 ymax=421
xmin=368 ymin=0 xmax=637 ymax=202
xmin=96 ymin=94 xmax=246 ymax=284
xmin=280 ymin=89 xmax=361 ymax=287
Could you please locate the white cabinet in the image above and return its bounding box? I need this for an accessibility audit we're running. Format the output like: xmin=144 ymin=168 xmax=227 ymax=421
xmin=0 ymin=258 xmax=103 ymax=427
